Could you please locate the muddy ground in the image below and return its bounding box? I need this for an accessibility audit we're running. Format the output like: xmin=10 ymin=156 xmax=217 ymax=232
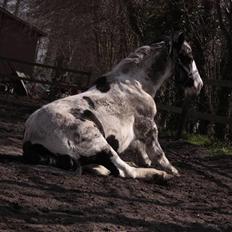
xmin=0 ymin=96 xmax=231 ymax=232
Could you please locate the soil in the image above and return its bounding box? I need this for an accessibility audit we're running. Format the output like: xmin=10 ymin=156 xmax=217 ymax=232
xmin=0 ymin=96 xmax=231 ymax=232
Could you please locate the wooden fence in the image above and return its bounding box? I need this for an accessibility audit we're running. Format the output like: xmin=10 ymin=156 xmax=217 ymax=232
xmin=157 ymin=79 xmax=232 ymax=137
xmin=0 ymin=55 xmax=231 ymax=137
xmin=0 ymin=55 xmax=91 ymax=76
xmin=0 ymin=56 xmax=92 ymax=93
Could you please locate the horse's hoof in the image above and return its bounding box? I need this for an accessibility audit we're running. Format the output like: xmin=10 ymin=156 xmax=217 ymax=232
xmin=174 ymin=172 xmax=181 ymax=177
xmin=173 ymin=170 xmax=180 ymax=177
xmin=152 ymin=172 xmax=173 ymax=184
xmin=163 ymin=173 xmax=174 ymax=180
xmin=169 ymin=167 xmax=180 ymax=177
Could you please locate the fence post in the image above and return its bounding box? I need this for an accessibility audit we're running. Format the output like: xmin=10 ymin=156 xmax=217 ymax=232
xmin=176 ymin=96 xmax=193 ymax=138
xmin=49 ymin=56 xmax=64 ymax=99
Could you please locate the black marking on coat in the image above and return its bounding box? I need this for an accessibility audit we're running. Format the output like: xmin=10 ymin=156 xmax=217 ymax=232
xmin=69 ymin=124 xmax=79 ymax=130
xmin=106 ymin=135 xmax=119 ymax=152
xmin=79 ymin=150 xmax=120 ymax=176
xmin=23 ymin=141 xmax=52 ymax=164
xmin=23 ymin=141 xmax=78 ymax=171
xmin=83 ymin=96 xmax=95 ymax=109
xmin=56 ymin=154 xmax=79 ymax=171
xmin=95 ymin=76 xmax=111 ymax=93
xmin=70 ymin=108 xmax=82 ymax=119
xmin=82 ymin=110 xmax=105 ymax=137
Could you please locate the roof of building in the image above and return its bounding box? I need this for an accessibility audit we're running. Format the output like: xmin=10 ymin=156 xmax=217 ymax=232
xmin=0 ymin=6 xmax=46 ymax=37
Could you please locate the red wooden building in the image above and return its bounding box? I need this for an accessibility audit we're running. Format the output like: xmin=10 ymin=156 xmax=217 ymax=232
xmin=0 ymin=6 xmax=45 ymax=76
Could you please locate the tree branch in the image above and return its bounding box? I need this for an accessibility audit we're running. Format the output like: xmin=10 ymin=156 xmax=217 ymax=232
xmin=216 ymin=0 xmax=232 ymax=54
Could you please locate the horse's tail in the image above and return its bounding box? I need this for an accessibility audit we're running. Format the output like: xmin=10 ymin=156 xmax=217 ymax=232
xmin=22 ymin=141 xmax=79 ymax=171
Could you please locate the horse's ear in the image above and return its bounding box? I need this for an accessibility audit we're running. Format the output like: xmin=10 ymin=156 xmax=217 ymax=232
xmin=173 ymin=31 xmax=185 ymax=51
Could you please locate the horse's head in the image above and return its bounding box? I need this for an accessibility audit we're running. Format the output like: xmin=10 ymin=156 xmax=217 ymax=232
xmin=111 ymin=33 xmax=203 ymax=97
xmin=171 ymin=32 xmax=203 ymax=96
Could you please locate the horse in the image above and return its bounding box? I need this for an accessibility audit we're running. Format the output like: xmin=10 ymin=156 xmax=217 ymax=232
xmin=23 ymin=32 xmax=203 ymax=182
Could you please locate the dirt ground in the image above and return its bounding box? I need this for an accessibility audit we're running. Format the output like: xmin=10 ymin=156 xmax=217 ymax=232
xmin=0 ymin=96 xmax=231 ymax=232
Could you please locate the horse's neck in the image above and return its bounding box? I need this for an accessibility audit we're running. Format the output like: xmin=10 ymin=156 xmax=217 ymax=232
xmin=109 ymin=68 xmax=170 ymax=98
xmin=108 ymin=71 xmax=153 ymax=96
xmin=110 ymin=48 xmax=172 ymax=97
xmin=152 ymin=64 xmax=172 ymax=96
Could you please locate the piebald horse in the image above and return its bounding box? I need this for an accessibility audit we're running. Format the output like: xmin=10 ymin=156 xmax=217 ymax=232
xmin=23 ymin=33 xmax=203 ymax=181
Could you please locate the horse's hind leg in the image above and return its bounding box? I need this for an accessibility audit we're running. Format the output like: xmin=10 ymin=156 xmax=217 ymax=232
xmin=23 ymin=141 xmax=81 ymax=173
xmin=23 ymin=141 xmax=51 ymax=164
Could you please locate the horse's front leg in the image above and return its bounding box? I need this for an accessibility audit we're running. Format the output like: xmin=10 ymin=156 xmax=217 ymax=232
xmin=146 ymin=124 xmax=180 ymax=176
xmin=129 ymin=140 xmax=152 ymax=167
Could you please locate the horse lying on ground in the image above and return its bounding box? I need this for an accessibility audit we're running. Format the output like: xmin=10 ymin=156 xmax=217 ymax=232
xmin=23 ymin=32 xmax=203 ymax=182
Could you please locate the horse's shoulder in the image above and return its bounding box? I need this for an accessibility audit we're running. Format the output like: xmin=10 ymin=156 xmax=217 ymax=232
xmin=127 ymin=87 xmax=156 ymax=115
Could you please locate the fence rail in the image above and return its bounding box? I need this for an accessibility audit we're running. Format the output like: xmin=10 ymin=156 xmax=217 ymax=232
xmin=4 ymin=75 xmax=81 ymax=89
xmin=157 ymin=104 xmax=231 ymax=125
xmin=0 ymin=56 xmax=91 ymax=76
xmin=0 ymin=56 xmax=92 ymax=94
xmin=205 ymin=79 xmax=232 ymax=88
xmin=157 ymin=79 xmax=232 ymax=136
xmin=0 ymin=56 xmax=231 ymax=136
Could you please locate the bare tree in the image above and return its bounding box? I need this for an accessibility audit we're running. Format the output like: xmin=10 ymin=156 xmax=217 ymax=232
xmin=17 ymin=0 xmax=232 ymax=141
xmin=214 ymin=0 xmax=232 ymax=140
xmin=14 ymin=0 xmax=21 ymax=15
xmin=2 ymin=0 xmax=9 ymax=8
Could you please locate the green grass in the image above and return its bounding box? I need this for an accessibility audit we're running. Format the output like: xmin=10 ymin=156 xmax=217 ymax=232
xmin=159 ymin=129 xmax=232 ymax=156
xmin=207 ymin=142 xmax=232 ymax=156
xmin=184 ymin=134 xmax=211 ymax=146
xmin=184 ymin=134 xmax=232 ymax=156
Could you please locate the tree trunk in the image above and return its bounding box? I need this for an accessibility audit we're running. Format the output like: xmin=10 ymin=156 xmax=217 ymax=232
xmin=14 ymin=0 xmax=21 ymax=16
xmin=2 ymin=0 xmax=9 ymax=8
xmin=214 ymin=0 xmax=232 ymax=140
